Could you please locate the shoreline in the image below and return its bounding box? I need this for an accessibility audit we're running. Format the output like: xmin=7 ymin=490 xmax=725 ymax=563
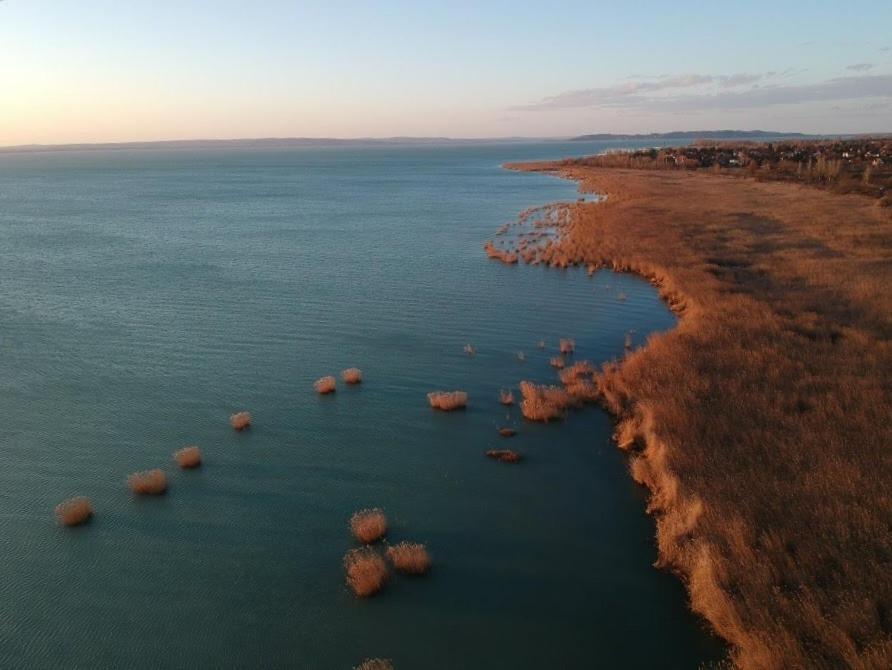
xmin=499 ymin=162 xmax=892 ymax=669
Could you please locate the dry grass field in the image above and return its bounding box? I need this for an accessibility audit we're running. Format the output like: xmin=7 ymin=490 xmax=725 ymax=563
xmin=505 ymin=162 xmax=892 ymax=669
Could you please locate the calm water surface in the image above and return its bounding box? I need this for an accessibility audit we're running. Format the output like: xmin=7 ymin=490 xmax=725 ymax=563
xmin=0 ymin=142 xmax=723 ymax=668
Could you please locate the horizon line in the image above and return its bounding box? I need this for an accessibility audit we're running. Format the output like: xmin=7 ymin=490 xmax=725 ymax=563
xmin=1 ymin=130 xmax=887 ymax=155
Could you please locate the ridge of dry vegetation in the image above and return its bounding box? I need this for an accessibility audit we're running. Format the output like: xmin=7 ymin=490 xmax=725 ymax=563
xmin=506 ymin=161 xmax=892 ymax=669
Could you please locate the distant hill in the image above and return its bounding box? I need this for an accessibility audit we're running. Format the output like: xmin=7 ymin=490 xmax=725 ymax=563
xmin=571 ymin=130 xmax=810 ymax=141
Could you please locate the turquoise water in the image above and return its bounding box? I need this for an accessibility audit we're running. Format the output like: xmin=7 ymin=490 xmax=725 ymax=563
xmin=0 ymin=142 xmax=723 ymax=668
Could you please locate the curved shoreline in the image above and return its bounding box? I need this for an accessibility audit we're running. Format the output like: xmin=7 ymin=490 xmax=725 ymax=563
xmin=500 ymin=162 xmax=892 ymax=669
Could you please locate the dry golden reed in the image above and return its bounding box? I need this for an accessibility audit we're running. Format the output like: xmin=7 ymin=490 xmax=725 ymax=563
xmin=427 ymin=390 xmax=468 ymax=411
xmin=350 ymin=508 xmax=388 ymax=544
xmin=127 ymin=469 xmax=167 ymax=495
xmin=314 ymin=376 xmax=337 ymax=394
xmin=173 ymin=446 xmax=202 ymax=469
xmin=54 ymin=497 xmax=93 ymax=526
xmin=344 ymin=547 xmax=388 ymax=598
xmin=386 ymin=542 xmax=431 ymax=575
xmin=229 ymin=411 xmax=251 ymax=431
xmin=341 ymin=368 xmax=363 ymax=384
xmin=505 ymin=158 xmax=892 ymax=669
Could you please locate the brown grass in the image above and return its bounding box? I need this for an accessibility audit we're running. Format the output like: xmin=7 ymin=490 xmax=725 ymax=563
xmin=350 ymin=508 xmax=388 ymax=544
xmin=505 ymin=161 xmax=892 ymax=669
xmin=314 ymin=375 xmax=337 ymax=394
xmin=342 ymin=368 xmax=363 ymax=384
xmin=344 ymin=547 xmax=388 ymax=598
xmin=427 ymin=390 xmax=468 ymax=411
xmin=54 ymin=497 xmax=93 ymax=526
xmin=386 ymin=542 xmax=431 ymax=575
xmin=127 ymin=469 xmax=167 ymax=495
xmin=229 ymin=411 xmax=251 ymax=431
xmin=173 ymin=446 xmax=202 ymax=469
xmin=486 ymin=449 xmax=522 ymax=463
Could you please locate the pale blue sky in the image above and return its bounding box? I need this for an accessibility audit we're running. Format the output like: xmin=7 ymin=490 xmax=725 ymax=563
xmin=1 ymin=0 xmax=890 ymax=143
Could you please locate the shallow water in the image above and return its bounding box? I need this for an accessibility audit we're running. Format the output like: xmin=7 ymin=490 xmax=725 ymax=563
xmin=0 ymin=142 xmax=724 ymax=668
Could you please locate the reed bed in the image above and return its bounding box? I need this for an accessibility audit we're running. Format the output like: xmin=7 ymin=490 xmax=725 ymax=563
xmin=54 ymin=497 xmax=93 ymax=526
xmin=350 ymin=508 xmax=388 ymax=544
xmin=427 ymin=391 xmax=468 ymax=411
xmin=314 ymin=376 xmax=336 ymax=394
xmin=229 ymin=411 xmax=251 ymax=431
xmin=504 ymin=160 xmax=892 ymax=669
xmin=344 ymin=547 xmax=388 ymax=598
xmin=386 ymin=542 xmax=431 ymax=575
xmin=341 ymin=368 xmax=363 ymax=384
xmin=127 ymin=469 xmax=167 ymax=495
xmin=173 ymin=446 xmax=202 ymax=469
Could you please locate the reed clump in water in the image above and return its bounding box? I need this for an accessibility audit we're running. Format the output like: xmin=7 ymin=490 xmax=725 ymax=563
xmin=486 ymin=449 xmax=521 ymax=463
xmin=518 ymin=381 xmax=571 ymax=422
xmin=559 ymin=338 xmax=576 ymax=354
xmin=464 ymin=343 xmax=476 ymax=356
xmin=230 ymin=411 xmax=252 ymax=431
xmin=344 ymin=547 xmax=388 ymax=598
xmin=314 ymin=376 xmax=337 ymax=394
xmin=498 ymin=427 xmax=517 ymax=437
xmin=341 ymin=368 xmax=363 ymax=384
xmin=499 ymin=389 xmax=515 ymax=405
xmin=386 ymin=542 xmax=431 ymax=575
xmin=427 ymin=391 xmax=468 ymax=411
xmin=173 ymin=446 xmax=202 ymax=469
xmin=127 ymin=469 xmax=167 ymax=495
xmin=354 ymin=659 xmax=394 ymax=670
xmin=350 ymin=508 xmax=388 ymax=544
xmin=549 ymin=356 xmax=565 ymax=369
xmin=54 ymin=497 xmax=93 ymax=526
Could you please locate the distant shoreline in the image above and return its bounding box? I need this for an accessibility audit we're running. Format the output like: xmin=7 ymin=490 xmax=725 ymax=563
xmin=0 ymin=131 xmax=869 ymax=155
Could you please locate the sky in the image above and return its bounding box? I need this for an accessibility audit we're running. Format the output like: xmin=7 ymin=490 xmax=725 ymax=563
xmin=1 ymin=0 xmax=890 ymax=144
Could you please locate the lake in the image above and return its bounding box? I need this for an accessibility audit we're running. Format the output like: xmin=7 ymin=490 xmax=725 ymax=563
xmin=0 ymin=141 xmax=723 ymax=668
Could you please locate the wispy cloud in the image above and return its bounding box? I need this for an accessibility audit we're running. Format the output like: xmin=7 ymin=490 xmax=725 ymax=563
xmin=846 ymin=63 xmax=875 ymax=72
xmin=513 ymin=74 xmax=892 ymax=113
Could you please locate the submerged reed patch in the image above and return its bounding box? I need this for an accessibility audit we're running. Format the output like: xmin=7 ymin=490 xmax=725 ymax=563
xmin=486 ymin=449 xmax=522 ymax=463
xmin=314 ymin=376 xmax=337 ymax=394
xmin=386 ymin=542 xmax=431 ymax=575
xmin=127 ymin=469 xmax=167 ymax=495
xmin=344 ymin=547 xmax=388 ymax=598
xmin=54 ymin=497 xmax=93 ymax=526
xmin=499 ymin=389 xmax=515 ymax=405
xmin=173 ymin=446 xmax=202 ymax=469
xmin=559 ymin=338 xmax=576 ymax=354
xmin=341 ymin=368 xmax=363 ymax=384
xmin=230 ymin=411 xmax=252 ymax=431
xmin=354 ymin=659 xmax=394 ymax=670
xmin=350 ymin=508 xmax=388 ymax=544
xmin=427 ymin=391 xmax=468 ymax=411
xmin=498 ymin=427 xmax=517 ymax=437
